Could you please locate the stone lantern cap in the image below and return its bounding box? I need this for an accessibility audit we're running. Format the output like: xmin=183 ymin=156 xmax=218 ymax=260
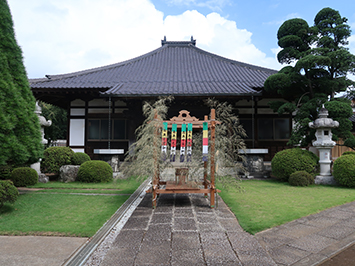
xmin=308 ymin=105 xmax=339 ymax=129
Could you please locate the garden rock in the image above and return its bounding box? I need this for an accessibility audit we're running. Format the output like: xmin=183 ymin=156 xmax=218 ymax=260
xmin=38 ymin=173 xmax=49 ymax=183
xmin=59 ymin=165 xmax=80 ymax=183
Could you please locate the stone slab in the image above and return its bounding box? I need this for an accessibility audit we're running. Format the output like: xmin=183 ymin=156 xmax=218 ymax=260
xmin=0 ymin=236 xmax=87 ymax=266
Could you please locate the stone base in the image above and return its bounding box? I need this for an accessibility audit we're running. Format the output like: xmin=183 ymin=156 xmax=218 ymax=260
xmin=315 ymin=175 xmax=337 ymax=185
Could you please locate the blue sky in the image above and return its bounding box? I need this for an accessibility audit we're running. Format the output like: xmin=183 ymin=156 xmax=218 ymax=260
xmin=7 ymin=0 xmax=355 ymax=79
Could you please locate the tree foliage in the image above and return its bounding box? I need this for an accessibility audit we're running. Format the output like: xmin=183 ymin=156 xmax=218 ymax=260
xmin=0 ymin=1 xmax=43 ymax=166
xmin=264 ymin=7 xmax=355 ymax=147
xmin=39 ymin=101 xmax=67 ymax=147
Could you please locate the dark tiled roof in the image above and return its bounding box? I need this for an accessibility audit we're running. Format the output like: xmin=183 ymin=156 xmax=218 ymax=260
xmin=30 ymin=40 xmax=277 ymax=97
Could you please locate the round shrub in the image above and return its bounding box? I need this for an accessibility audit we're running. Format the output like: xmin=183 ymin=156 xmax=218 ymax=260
xmin=289 ymin=171 xmax=314 ymax=187
xmin=72 ymin=152 xmax=91 ymax=165
xmin=342 ymin=151 xmax=355 ymax=156
xmin=271 ymin=148 xmax=319 ymax=181
xmin=41 ymin=147 xmax=75 ymax=174
xmin=10 ymin=167 xmax=38 ymax=187
xmin=333 ymin=155 xmax=355 ymax=187
xmin=0 ymin=180 xmax=19 ymax=207
xmin=77 ymin=160 xmax=113 ymax=183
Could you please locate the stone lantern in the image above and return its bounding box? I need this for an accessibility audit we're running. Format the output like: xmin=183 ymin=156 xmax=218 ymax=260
xmin=31 ymin=102 xmax=52 ymax=182
xmin=308 ymin=105 xmax=339 ymax=184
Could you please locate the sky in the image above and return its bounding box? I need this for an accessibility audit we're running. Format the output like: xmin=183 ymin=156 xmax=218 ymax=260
xmin=6 ymin=0 xmax=355 ymax=80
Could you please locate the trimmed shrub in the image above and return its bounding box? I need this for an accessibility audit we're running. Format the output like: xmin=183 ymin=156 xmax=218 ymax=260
xmin=289 ymin=171 xmax=314 ymax=187
xmin=0 ymin=164 xmax=13 ymax=180
xmin=0 ymin=180 xmax=19 ymax=207
xmin=72 ymin=152 xmax=91 ymax=165
xmin=77 ymin=160 xmax=113 ymax=183
xmin=342 ymin=151 xmax=355 ymax=156
xmin=271 ymin=148 xmax=319 ymax=181
xmin=333 ymin=155 xmax=355 ymax=187
xmin=10 ymin=167 xmax=38 ymax=187
xmin=41 ymin=147 xmax=75 ymax=174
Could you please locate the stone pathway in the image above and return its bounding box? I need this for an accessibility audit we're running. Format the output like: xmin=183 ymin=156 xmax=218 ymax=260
xmin=256 ymin=201 xmax=355 ymax=266
xmin=100 ymin=193 xmax=276 ymax=266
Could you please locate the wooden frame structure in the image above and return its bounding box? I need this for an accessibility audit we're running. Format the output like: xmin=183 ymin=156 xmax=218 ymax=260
xmin=147 ymin=109 xmax=220 ymax=208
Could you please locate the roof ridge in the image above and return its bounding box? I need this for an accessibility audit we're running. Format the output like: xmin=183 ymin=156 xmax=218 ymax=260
xmin=189 ymin=45 xmax=277 ymax=73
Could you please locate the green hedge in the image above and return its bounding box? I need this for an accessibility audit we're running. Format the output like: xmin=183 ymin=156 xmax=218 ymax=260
xmin=10 ymin=167 xmax=38 ymax=187
xmin=41 ymin=147 xmax=75 ymax=174
xmin=77 ymin=160 xmax=113 ymax=183
xmin=289 ymin=171 xmax=314 ymax=187
xmin=0 ymin=180 xmax=19 ymax=207
xmin=333 ymin=155 xmax=355 ymax=187
xmin=72 ymin=152 xmax=91 ymax=165
xmin=271 ymin=148 xmax=319 ymax=181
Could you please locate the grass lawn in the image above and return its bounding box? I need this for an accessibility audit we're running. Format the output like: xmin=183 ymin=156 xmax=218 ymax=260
xmin=0 ymin=177 xmax=142 ymax=237
xmin=219 ymin=179 xmax=355 ymax=235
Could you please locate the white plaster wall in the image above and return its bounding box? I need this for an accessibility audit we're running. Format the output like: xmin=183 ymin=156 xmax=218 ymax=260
xmin=69 ymin=119 xmax=85 ymax=146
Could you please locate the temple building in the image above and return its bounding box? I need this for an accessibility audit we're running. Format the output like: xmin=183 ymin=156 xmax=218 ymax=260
xmin=30 ymin=38 xmax=291 ymax=162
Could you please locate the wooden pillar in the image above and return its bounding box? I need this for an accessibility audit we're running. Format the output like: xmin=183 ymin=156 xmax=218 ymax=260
xmin=210 ymin=109 xmax=216 ymax=208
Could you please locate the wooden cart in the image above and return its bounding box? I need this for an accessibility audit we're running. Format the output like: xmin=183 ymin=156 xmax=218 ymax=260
xmin=147 ymin=109 xmax=220 ymax=208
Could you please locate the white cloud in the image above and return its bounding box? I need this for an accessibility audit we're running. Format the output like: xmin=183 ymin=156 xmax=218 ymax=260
xmin=8 ymin=0 xmax=280 ymax=78
xmin=165 ymin=0 xmax=231 ymax=11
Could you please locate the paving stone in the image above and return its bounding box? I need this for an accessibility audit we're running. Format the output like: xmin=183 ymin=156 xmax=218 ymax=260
xmin=200 ymin=231 xmax=227 ymax=243
xmin=171 ymin=248 xmax=205 ymax=266
xmin=202 ymin=242 xmax=238 ymax=265
xmin=338 ymin=201 xmax=355 ymax=213
xmin=341 ymin=216 xmax=355 ymax=228
xmin=219 ymin=218 xmax=244 ymax=232
xmin=199 ymin=223 xmax=224 ymax=232
xmin=317 ymin=224 xmax=355 ymax=240
xmin=255 ymin=230 xmax=296 ymax=250
xmin=172 ymin=231 xmax=201 ymax=250
xmin=300 ymin=215 xmax=341 ymax=228
xmin=135 ymin=242 xmax=171 ymax=265
xmin=236 ymin=249 xmax=277 ymax=266
xmin=122 ymin=216 xmax=150 ymax=230
xmin=151 ymin=213 xmax=173 ymax=224
xmin=288 ymin=234 xmax=337 ymax=253
xmin=174 ymin=208 xmax=193 ymax=217
xmin=101 ymin=246 xmax=137 ymax=266
xmin=112 ymin=229 xmax=145 ymax=248
xmin=173 ymin=217 xmax=197 ymax=231
xmin=320 ymin=209 xmax=355 ymax=220
xmin=215 ymin=209 xmax=236 ymax=219
xmin=267 ymin=245 xmax=311 ymax=265
xmin=130 ymin=207 xmax=153 ymax=217
xmin=143 ymin=224 xmax=172 ymax=245
xmin=154 ymin=206 xmax=174 ymax=214
xmin=197 ymin=214 xmax=217 ymax=223
xmin=276 ymin=222 xmax=321 ymax=238
xmin=228 ymin=231 xmax=264 ymax=252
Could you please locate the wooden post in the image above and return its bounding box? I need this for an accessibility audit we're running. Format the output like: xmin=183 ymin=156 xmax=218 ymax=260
xmin=210 ymin=109 xmax=216 ymax=208
xmin=152 ymin=111 xmax=159 ymax=208
xmin=203 ymin=115 xmax=208 ymax=197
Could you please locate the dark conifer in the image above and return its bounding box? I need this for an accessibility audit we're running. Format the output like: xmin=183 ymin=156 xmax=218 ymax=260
xmin=0 ymin=0 xmax=42 ymax=166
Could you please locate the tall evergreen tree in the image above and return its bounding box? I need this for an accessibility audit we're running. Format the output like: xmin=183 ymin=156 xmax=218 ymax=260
xmin=0 ymin=0 xmax=42 ymax=166
xmin=265 ymin=7 xmax=355 ymax=148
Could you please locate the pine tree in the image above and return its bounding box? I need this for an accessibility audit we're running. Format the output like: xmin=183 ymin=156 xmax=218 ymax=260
xmin=0 ymin=0 xmax=42 ymax=166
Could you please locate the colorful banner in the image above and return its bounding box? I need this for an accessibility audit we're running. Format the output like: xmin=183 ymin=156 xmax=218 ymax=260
xmin=202 ymin=122 xmax=208 ymax=161
xmin=180 ymin=124 xmax=187 ymax=162
xmin=170 ymin=123 xmax=177 ymax=162
xmin=161 ymin=122 xmax=168 ymax=161
xmin=186 ymin=123 xmax=193 ymax=162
